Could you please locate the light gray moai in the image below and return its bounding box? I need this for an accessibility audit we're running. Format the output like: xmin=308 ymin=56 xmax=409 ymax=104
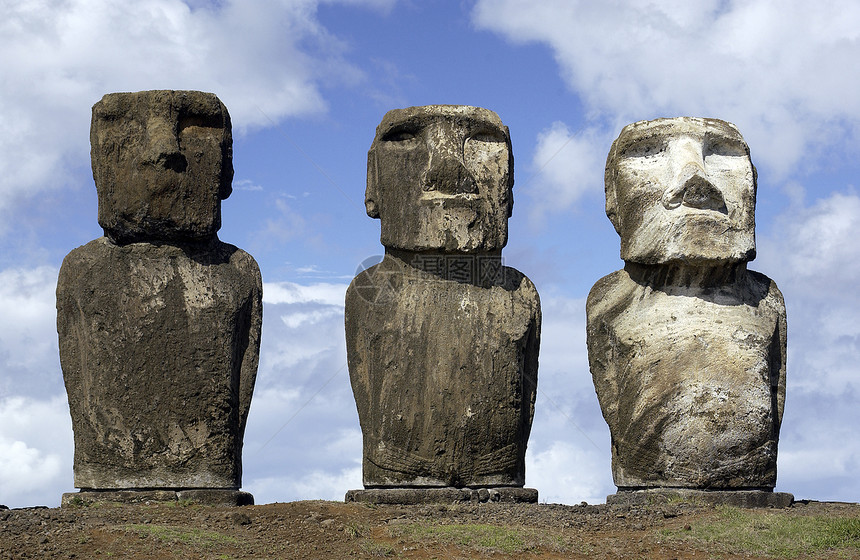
xmin=587 ymin=117 xmax=791 ymax=507
xmin=345 ymin=106 xmax=541 ymax=504
xmin=57 ymin=91 xmax=262 ymax=506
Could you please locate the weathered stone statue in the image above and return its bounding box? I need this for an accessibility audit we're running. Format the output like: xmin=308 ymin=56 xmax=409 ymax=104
xmin=587 ymin=117 xmax=791 ymax=507
xmin=57 ymin=91 xmax=262 ymax=506
xmin=345 ymin=105 xmax=541 ymax=504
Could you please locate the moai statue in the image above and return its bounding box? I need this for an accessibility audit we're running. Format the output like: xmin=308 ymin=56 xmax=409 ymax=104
xmin=57 ymin=91 xmax=262 ymax=506
xmin=345 ymin=106 xmax=541 ymax=504
xmin=587 ymin=117 xmax=791 ymax=507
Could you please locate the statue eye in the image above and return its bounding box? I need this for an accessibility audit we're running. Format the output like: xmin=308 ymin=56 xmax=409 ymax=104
xmin=179 ymin=112 xmax=222 ymax=132
xmin=381 ymin=127 xmax=419 ymax=142
xmin=704 ymin=136 xmax=746 ymax=157
xmin=620 ymin=137 xmax=666 ymax=158
xmin=469 ymin=130 xmax=506 ymax=143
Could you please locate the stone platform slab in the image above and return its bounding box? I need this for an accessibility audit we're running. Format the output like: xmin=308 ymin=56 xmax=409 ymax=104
xmin=345 ymin=487 xmax=538 ymax=505
xmin=61 ymin=489 xmax=254 ymax=507
xmin=607 ymin=489 xmax=794 ymax=508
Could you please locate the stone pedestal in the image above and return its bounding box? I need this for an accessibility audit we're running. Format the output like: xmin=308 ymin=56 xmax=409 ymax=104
xmin=61 ymin=489 xmax=254 ymax=508
xmin=607 ymin=489 xmax=793 ymax=508
xmin=345 ymin=487 xmax=538 ymax=505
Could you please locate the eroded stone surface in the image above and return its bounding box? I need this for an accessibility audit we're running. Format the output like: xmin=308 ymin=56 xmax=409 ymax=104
xmin=58 ymin=91 xmax=261 ymax=493
xmin=345 ymin=487 xmax=538 ymax=505
xmin=61 ymin=489 xmax=254 ymax=507
xmin=90 ymin=90 xmax=233 ymax=244
xmin=347 ymin=106 xmax=540 ymax=491
xmin=607 ymin=489 xmax=794 ymax=509
xmin=604 ymin=117 xmax=756 ymax=265
xmin=587 ymin=117 xmax=786 ymax=491
xmin=365 ymin=105 xmax=513 ymax=253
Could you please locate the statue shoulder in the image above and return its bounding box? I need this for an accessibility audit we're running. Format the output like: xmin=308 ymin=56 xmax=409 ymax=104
xmin=58 ymin=238 xmax=111 ymax=285
xmin=224 ymin=244 xmax=261 ymax=275
xmin=345 ymin=262 xmax=391 ymax=310
xmin=746 ymin=268 xmax=786 ymax=317
xmin=502 ymin=266 xmax=539 ymax=302
xmin=586 ymin=269 xmax=636 ymax=325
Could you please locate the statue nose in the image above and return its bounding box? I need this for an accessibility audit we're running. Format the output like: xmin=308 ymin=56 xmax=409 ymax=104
xmin=661 ymin=139 xmax=726 ymax=213
xmin=422 ymin=154 xmax=477 ymax=195
xmin=144 ymin=119 xmax=187 ymax=172
xmin=662 ymin=163 xmax=727 ymax=212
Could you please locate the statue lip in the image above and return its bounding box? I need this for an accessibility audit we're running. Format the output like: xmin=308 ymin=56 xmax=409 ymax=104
xmin=420 ymin=189 xmax=481 ymax=200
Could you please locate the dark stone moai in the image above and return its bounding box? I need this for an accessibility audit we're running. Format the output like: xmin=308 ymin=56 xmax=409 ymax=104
xmin=57 ymin=91 xmax=261 ymax=505
xmin=345 ymin=106 xmax=541 ymax=504
xmin=587 ymin=117 xmax=790 ymax=506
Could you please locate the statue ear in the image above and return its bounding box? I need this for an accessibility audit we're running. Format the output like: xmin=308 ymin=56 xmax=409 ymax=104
xmin=751 ymin=160 xmax=758 ymax=198
xmin=218 ymin=99 xmax=234 ymax=200
xmin=604 ymin=139 xmax=622 ymax=235
xmin=506 ymin=126 xmax=514 ymax=218
xmin=365 ymin=149 xmax=380 ymax=219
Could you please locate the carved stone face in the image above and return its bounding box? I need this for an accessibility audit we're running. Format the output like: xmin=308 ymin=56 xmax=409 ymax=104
xmin=91 ymin=90 xmax=233 ymax=243
xmin=366 ymin=105 xmax=513 ymax=253
xmin=605 ymin=117 xmax=756 ymax=265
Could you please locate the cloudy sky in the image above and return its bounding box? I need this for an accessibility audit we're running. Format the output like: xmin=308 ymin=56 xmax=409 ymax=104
xmin=2 ymin=0 xmax=859 ymax=508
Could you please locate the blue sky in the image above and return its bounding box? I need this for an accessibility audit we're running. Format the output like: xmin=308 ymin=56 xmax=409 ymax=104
xmin=2 ymin=0 xmax=859 ymax=508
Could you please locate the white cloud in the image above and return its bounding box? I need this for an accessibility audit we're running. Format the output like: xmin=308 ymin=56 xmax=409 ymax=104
xmin=241 ymin=286 xmax=358 ymax=502
xmin=247 ymin=465 xmax=362 ymax=504
xmin=527 ymin=441 xmax=610 ymax=505
xmin=0 ymin=267 xmax=64 ymax=398
xmin=250 ymin=198 xmax=311 ymax=248
xmin=524 ymin=122 xmax=609 ymax=218
xmin=474 ymin=0 xmax=860 ymax=210
xmin=756 ymin=190 xmax=860 ymax=395
xmin=522 ymin=294 xmax=615 ymax=503
xmin=235 ymin=179 xmax=264 ymax=192
xmin=321 ymin=0 xmax=395 ymax=9
xmin=752 ymin=189 xmax=860 ymax=501
xmin=295 ymin=265 xmax=323 ymax=275
xmin=0 ymin=395 xmax=73 ymax=508
xmin=774 ymin=191 xmax=860 ymax=286
xmin=0 ymin=0 xmax=385 ymax=214
xmin=245 ymin=427 xmax=362 ymax=503
xmin=255 ymin=291 xmax=346 ymax=387
xmin=281 ymin=308 xmax=343 ymax=329
xmin=263 ymin=281 xmax=347 ymax=306
xmin=535 ymin=295 xmax=590 ymax=391
xmin=778 ymin=403 xmax=859 ymax=501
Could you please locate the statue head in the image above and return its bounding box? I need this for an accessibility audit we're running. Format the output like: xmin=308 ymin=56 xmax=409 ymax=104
xmin=91 ymin=90 xmax=233 ymax=244
xmin=366 ymin=105 xmax=513 ymax=253
xmin=605 ymin=117 xmax=757 ymax=265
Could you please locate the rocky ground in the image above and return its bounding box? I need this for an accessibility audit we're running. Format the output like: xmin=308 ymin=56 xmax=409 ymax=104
xmin=1 ymin=498 xmax=858 ymax=559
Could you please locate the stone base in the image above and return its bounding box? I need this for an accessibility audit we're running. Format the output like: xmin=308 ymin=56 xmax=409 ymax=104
xmin=607 ymin=489 xmax=794 ymax=508
xmin=61 ymin=489 xmax=254 ymax=508
xmin=345 ymin=487 xmax=538 ymax=505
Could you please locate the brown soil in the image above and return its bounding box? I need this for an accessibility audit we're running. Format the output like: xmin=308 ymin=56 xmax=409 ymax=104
xmin=1 ymin=498 xmax=857 ymax=559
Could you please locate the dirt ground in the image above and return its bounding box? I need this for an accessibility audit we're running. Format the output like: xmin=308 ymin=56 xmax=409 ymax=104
xmin=1 ymin=498 xmax=857 ymax=559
